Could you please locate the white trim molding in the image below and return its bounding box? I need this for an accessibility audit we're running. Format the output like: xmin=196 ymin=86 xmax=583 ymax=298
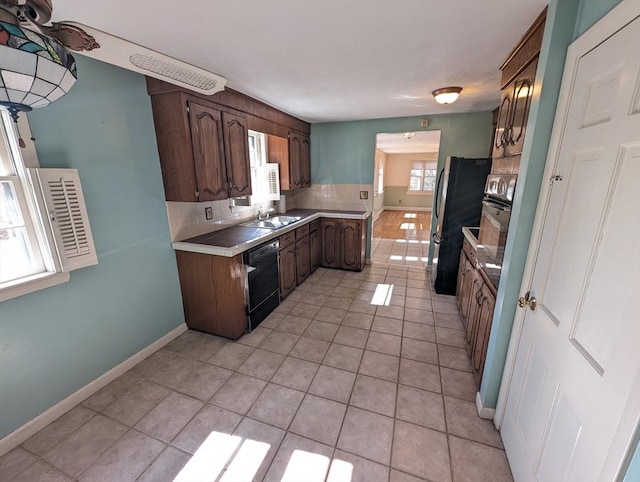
xmin=476 ymin=391 xmax=496 ymax=421
xmin=0 ymin=323 xmax=188 ymax=457
xmin=381 ymin=206 xmax=432 ymax=212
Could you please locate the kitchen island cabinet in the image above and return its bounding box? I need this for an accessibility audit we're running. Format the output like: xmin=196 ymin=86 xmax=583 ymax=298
xmin=175 ymin=251 xmax=247 ymax=339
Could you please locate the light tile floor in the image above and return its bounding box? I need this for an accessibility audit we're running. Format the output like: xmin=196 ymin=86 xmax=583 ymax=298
xmin=371 ymin=238 xmax=430 ymax=266
xmin=0 ymin=264 xmax=514 ymax=482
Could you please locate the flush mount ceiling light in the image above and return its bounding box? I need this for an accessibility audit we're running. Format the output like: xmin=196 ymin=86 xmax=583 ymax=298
xmin=433 ymin=87 xmax=462 ymax=105
xmin=404 ymin=132 xmax=415 ymax=140
xmin=0 ymin=3 xmax=77 ymax=122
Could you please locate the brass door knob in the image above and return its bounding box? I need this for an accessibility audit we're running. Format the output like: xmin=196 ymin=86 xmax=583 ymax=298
xmin=518 ymin=291 xmax=537 ymax=311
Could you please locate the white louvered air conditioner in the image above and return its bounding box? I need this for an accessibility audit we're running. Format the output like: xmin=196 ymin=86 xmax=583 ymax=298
xmin=28 ymin=168 xmax=98 ymax=271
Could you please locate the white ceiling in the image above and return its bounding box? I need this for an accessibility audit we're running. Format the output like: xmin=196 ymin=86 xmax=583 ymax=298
xmin=51 ymin=0 xmax=548 ymax=123
xmin=377 ymin=131 xmax=441 ymax=154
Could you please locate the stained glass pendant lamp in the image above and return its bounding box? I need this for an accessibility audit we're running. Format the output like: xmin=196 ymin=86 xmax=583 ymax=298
xmin=0 ymin=8 xmax=77 ymax=123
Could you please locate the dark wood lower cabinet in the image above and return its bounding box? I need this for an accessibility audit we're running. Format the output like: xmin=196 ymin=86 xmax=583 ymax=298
xmin=321 ymin=218 xmax=365 ymax=271
xmin=456 ymin=239 xmax=497 ymax=386
xmin=279 ymin=242 xmax=297 ymax=300
xmin=321 ymin=219 xmax=341 ymax=268
xmin=309 ymin=225 xmax=320 ymax=274
xmin=295 ymin=236 xmax=310 ymax=284
xmin=175 ymin=251 xmax=247 ymax=339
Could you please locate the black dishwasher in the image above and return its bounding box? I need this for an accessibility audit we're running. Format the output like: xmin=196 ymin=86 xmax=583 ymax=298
xmin=244 ymin=239 xmax=280 ymax=331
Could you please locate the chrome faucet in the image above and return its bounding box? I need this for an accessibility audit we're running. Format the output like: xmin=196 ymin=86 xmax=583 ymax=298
xmin=257 ymin=208 xmax=275 ymax=220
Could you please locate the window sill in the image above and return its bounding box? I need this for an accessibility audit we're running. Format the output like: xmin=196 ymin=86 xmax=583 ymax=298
xmin=0 ymin=271 xmax=70 ymax=302
xmin=405 ymin=191 xmax=434 ymax=196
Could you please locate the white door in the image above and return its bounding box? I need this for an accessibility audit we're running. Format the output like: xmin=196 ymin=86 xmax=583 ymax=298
xmin=501 ymin=9 xmax=640 ymax=482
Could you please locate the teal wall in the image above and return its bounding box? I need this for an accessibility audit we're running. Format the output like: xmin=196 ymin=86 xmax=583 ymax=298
xmin=481 ymin=0 xmax=635 ymax=472
xmin=0 ymin=57 xmax=184 ymax=438
xmin=383 ymin=187 xmax=433 ymax=209
xmin=625 ymin=441 xmax=640 ymax=482
xmin=311 ymin=113 xmax=492 ymax=258
xmin=311 ymin=113 xmax=492 ymax=185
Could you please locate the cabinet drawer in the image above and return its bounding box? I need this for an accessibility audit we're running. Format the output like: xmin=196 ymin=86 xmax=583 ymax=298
xmin=462 ymin=238 xmax=476 ymax=264
xmin=295 ymin=224 xmax=310 ymax=239
xmin=280 ymin=231 xmax=295 ymax=248
xmin=309 ymin=219 xmax=320 ymax=233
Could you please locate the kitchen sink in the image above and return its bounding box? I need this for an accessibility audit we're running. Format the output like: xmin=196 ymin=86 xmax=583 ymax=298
xmin=242 ymin=215 xmax=303 ymax=230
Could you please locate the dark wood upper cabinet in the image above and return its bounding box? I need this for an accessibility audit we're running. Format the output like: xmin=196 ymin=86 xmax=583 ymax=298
xmin=149 ymin=94 xmax=252 ymax=202
xmin=147 ymin=82 xmax=310 ymax=202
xmin=267 ymin=131 xmax=310 ymax=191
xmin=288 ymin=131 xmax=303 ymax=189
xmin=490 ymin=7 xmax=546 ymax=173
xmin=189 ymin=102 xmax=227 ymax=201
xmin=505 ymin=59 xmax=538 ymax=157
xmin=300 ymin=134 xmax=311 ymax=188
xmin=222 ymin=111 xmax=252 ymax=198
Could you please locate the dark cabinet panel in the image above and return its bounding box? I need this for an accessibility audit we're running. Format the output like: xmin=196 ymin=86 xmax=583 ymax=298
xmin=222 ymin=111 xmax=252 ymax=198
xmin=300 ymin=134 xmax=311 ymax=188
xmin=267 ymin=132 xmax=310 ymax=191
xmin=175 ymin=251 xmax=247 ymax=339
xmin=341 ymin=219 xmax=363 ymax=271
xmin=321 ymin=218 xmax=365 ymax=271
xmin=189 ymin=102 xmax=227 ymax=201
xmin=321 ymin=219 xmax=341 ymax=269
xmin=279 ymin=243 xmax=297 ymax=300
xmin=309 ymin=228 xmax=320 ymax=274
xmin=505 ymin=59 xmax=538 ymax=157
xmin=150 ymin=94 xmax=252 ymax=202
xmin=288 ymin=131 xmax=302 ymax=189
xmin=296 ymin=236 xmax=310 ymax=284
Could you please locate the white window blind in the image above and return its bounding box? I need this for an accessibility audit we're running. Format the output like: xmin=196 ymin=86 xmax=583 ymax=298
xmin=264 ymin=163 xmax=281 ymax=201
xmin=28 ymin=168 xmax=98 ymax=271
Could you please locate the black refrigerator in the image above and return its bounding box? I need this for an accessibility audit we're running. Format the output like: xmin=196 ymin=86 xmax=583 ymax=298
xmin=432 ymin=156 xmax=492 ymax=295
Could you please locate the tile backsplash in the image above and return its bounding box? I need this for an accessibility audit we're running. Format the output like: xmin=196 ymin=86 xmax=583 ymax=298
xmin=166 ymin=183 xmax=373 ymax=242
xmin=286 ymin=184 xmax=373 ymax=212
xmin=166 ymin=199 xmax=262 ymax=241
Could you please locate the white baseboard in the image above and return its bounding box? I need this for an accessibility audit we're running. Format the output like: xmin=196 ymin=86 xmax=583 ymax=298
xmin=476 ymin=391 xmax=496 ymax=421
xmin=0 ymin=323 xmax=188 ymax=457
xmin=382 ymin=206 xmax=432 ymax=212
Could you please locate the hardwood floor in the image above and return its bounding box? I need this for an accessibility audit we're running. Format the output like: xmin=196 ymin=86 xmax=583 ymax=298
xmin=371 ymin=210 xmax=432 ymax=266
xmin=373 ymin=210 xmax=432 ymax=240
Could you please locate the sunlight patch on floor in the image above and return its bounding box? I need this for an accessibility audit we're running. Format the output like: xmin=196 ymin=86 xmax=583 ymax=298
xmin=174 ymin=432 xmax=245 ymax=481
xmin=370 ymin=283 xmax=394 ymax=305
xmin=219 ymin=438 xmax=271 ymax=481
xmin=282 ymin=449 xmax=332 ymax=482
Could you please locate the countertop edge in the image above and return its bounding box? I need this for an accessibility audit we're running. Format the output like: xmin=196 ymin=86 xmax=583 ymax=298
xmin=462 ymin=226 xmax=480 ymax=250
xmin=172 ymin=210 xmax=371 ymax=257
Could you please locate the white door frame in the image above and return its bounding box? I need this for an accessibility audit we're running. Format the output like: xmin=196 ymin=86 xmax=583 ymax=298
xmin=495 ymin=0 xmax=640 ymax=474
